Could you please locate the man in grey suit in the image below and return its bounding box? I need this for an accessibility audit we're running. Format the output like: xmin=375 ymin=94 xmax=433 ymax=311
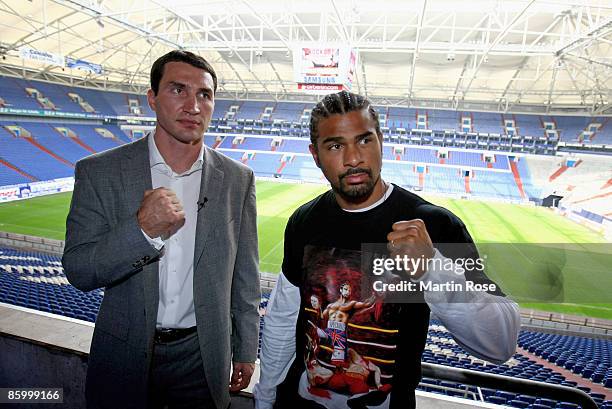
xmin=62 ymin=50 xmax=260 ymax=409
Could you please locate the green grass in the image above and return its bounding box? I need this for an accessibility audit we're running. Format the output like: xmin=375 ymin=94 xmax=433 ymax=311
xmin=0 ymin=182 xmax=609 ymax=319
xmin=256 ymin=182 xmax=328 ymax=272
xmin=0 ymin=193 xmax=71 ymax=239
xmin=427 ymin=196 xmax=611 ymax=319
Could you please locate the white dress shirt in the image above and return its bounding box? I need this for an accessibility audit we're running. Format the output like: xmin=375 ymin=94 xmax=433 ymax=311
xmin=253 ymin=183 xmax=521 ymax=409
xmin=142 ymin=133 xmax=204 ymax=329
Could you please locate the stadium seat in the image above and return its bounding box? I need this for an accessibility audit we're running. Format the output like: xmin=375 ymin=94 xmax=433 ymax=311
xmin=555 ymin=403 xmax=579 ymax=409
xmin=517 ymin=395 xmax=536 ymax=404
xmin=486 ymin=396 xmax=507 ymax=404
xmin=535 ymin=398 xmax=556 ymax=407
xmin=496 ymin=391 xmax=517 ymax=401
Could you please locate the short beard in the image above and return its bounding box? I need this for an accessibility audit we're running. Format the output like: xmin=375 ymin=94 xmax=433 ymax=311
xmin=331 ymin=167 xmax=380 ymax=202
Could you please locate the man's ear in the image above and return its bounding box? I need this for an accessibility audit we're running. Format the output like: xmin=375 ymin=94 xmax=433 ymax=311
xmin=309 ymin=143 xmax=321 ymax=168
xmin=146 ymin=89 xmax=157 ymax=112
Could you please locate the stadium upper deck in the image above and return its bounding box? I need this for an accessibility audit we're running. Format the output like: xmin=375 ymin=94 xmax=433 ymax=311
xmin=1 ymin=75 xmax=610 ymax=153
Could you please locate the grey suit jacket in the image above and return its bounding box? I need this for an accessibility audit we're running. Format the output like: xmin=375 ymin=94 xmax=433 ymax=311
xmin=62 ymin=135 xmax=261 ymax=409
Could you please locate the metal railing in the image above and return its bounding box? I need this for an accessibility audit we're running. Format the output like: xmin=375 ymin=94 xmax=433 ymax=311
xmin=422 ymin=362 xmax=599 ymax=409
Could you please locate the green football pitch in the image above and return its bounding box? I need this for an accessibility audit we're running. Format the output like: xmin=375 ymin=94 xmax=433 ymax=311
xmin=0 ymin=180 xmax=609 ymax=319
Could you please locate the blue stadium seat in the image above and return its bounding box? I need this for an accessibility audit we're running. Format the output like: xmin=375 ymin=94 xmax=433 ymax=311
xmin=555 ymin=403 xmax=579 ymax=409
xmin=496 ymin=391 xmax=517 ymax=401
xmin=535 ymin=398 xmax=556 ymax=407
xmin=517 ymin=395 xmax=536 ymax=404
xmin=507 ymin=400 xmax=529 ymax=408
xmin=485 ymin=396 xmax=507 ymax=404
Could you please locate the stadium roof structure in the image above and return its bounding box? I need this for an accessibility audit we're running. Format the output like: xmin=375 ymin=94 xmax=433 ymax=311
xmin=0 ymin=0 xmax=611 ymax=115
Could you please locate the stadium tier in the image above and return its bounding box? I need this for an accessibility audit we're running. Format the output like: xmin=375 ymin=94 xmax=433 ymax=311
xmin=0 ymin=247 xmax=102 ymax=321
xmin=0 ymin=121 xmax=75 ymax=181
xmin=519 ymin=331 xmax=611 ymax=387
xmin=1 ymin=75 xmax=611 ymax=153
xmin=0 ymin=75 xmax=154 ymax=117
xmin=0 ymin=246 xmax=610 ymax=407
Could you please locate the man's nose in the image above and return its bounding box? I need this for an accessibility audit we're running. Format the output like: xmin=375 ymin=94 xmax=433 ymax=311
xmin=344 ymin=144 xmax=362 ymax=166
xmin=183 ymin=93 xmax=200 ymax=114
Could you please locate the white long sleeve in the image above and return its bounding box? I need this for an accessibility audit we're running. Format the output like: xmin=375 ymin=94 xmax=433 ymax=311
xmin=415 ymin=249 xmax=521 ymax=364
xmin=253 ymin=273 xmax=300 ymax=409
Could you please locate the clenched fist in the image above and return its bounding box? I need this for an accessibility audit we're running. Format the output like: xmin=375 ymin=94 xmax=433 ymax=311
xmin=387 ymin=219 xmax=435 ymax=279
xmin=137 ymin=188 xmax=185 ymax=240
xmin=229 ymin=362 xmax=255 ymax=392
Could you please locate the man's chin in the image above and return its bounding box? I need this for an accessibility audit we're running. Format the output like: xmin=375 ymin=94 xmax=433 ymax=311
xmin=174 ymin=133 xmax=204 ymax=145
xmin=336 ymin=183 xmax=375 ymax=202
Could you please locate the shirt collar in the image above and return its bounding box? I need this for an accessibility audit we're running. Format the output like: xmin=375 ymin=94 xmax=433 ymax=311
xmin=148 ymin=131 xmax=204 ymax=176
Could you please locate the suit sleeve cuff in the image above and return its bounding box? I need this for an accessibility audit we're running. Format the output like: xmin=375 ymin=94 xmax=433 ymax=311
xmin=141 ymin=228 xmax=165 ymax=250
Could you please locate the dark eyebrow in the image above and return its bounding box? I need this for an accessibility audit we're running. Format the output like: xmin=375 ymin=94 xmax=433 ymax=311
xmin=320 ymin=131 xmax=373 ymax=145
xmin=166 ymin=81 xmax=212 ymax=95
xmin=320 ymin=136 xmax=344 ymax=145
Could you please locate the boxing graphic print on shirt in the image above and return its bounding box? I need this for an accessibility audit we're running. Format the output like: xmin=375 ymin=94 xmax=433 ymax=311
xmin=298 ymin=245 xmax=401 ymax=409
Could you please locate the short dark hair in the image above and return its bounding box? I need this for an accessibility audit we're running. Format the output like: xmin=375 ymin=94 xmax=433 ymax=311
xmin=309 ymin=91 xmax=381 ymax=147
xmin=150 ymin=50 xmax=218 ymax=95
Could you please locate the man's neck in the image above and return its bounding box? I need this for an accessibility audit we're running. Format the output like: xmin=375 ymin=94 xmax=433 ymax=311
xmin=153 ymin=129 xmax=202 ymax=174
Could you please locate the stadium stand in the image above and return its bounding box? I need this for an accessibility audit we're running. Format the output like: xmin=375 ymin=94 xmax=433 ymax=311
xmin=235 ymin=100 xmax=268 ymax=120
xmin=519 ymin=331 xmax=612 ymax=387
xmin=3 ymin=75 xmax=610 ymax=155
xmin=0 ymin=76 xmax=45 ymax=110
xmin=473 ymin=112 xmax=505 ymax=135
xmin=557 ymin=117 xmax=592 ymax=143
xmin=271 ymin=102 xmax=307 ymax=122
xmin=16 ymin=122 xmax=91 ymax=164
xmin=0 ymin=121 xmax=74 ymax=180
xmin=0 ymin=247 xmax=101 ymax=321
xmin=0 ymin=161 xmax=33 ymax=186
xmin=66 ymin=124 xmax=124 ymax=152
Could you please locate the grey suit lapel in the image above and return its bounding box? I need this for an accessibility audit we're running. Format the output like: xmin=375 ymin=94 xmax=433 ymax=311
xmin=194 ymin=146 xmax=224 ymax=270
xmin=120 ymin=135 xmax=158 ymax=338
